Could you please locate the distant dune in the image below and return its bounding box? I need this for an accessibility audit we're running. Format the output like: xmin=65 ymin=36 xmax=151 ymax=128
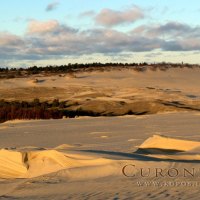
xmin=1 ymin=67 xmax=200 ymax=121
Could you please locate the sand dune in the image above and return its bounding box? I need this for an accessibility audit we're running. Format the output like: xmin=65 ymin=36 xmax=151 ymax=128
xmin=1 ymin=68 xmax=200 ymax=115
xmin=136 ymin=135 xmax=200 ymax=161
xmin=138 ymin=135 xmax=200 ymax=152
xmin=1 ymin=134 xmax=200 ymax=179
xmin=0 ymin=148 xmax=125 ymax=179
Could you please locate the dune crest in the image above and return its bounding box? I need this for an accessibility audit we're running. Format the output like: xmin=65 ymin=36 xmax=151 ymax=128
xmin=137 ymin=135 xmax=200 ymax=161
xmin=138 ymin=135 xmax=200 ymax=152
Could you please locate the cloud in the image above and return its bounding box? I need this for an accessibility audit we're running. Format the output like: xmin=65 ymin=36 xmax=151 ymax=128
xmin=46 ymin=1 xmax=59 ymax=12
xmin=95 ymin=6 xmax=144 ymax=27
xmin=1 ymin=19 xmax=200 ymax=63
xmin=0 ymin=32 xmax=24 ymax=46
xmin=79 ymin=10 xmax=96 ymax=18
xmin=131 ymin=22 xmax=200 ymax=51
xmin=132 ymin=22 xmax=200 ymax=38
xmin=0 ymin=32 xmax=27 ymax=61
xmin=148 ymin=22 xmax=193 ymax=38
xmin=144 ymin=52 xmax=163 ymax=58
xmin=27 ymin=20 xmax=60 ymax=34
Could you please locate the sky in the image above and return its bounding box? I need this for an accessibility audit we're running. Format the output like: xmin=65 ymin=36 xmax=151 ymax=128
xmin=0 ymin=0 xmax=200 ymax=67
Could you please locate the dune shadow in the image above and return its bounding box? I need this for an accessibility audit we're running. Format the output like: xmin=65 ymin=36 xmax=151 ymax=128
xmin=161 ymin=101 xmax=200 ymax=111
xmin=33 ymin=79 xmax=45 ymax=83
xmin=0 ymin=195 xmax=20 ymax=199
xmin=76 ymin=75 xmax=90 ymax=78
xmin=79 ymin=149 xmax=200 ymax=163
xmin=135 ymin=148 xmax=184 ymax=155
xmin=186 ymin=94 xmax=198 ymax=99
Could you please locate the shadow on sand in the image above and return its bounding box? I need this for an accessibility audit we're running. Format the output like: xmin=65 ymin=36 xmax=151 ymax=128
xmin=79 ymin=149 xmax=200 ymax=163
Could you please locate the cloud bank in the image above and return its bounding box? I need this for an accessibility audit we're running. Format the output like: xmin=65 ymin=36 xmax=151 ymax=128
xmin=1 ymin=5 xmax=200 ymax=64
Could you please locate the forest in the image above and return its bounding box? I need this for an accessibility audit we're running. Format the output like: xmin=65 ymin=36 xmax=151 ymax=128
xmin=0 ymin=99 xmax=100 ymax=123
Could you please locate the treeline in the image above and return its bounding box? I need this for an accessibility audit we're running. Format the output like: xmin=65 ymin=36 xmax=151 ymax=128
xmin=0 ymin=99 xmax=99 ymax=123
xmin=0 ymin=62 xmax=199 ymax=79
xmin=0 ymin=62 xmax=149 ymax=78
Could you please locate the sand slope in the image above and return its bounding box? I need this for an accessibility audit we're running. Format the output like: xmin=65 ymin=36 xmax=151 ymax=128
xmin=0 ymin=149 xmax=27 ymax=178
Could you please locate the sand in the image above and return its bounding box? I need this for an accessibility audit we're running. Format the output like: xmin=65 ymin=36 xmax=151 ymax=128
xmin=1 ymin=68 xmax=200 ymax=199
xmin=0 ymin=113 xmax=200 ymax=199
xmin=1 ymin=134 xmax=200 ymax=179
xmin=136 ymin=135 xmax=200 ymax=161
xmin=1 ymin=68 xmax=200 ymax=115
xmin=0 ymin=148 xmax=129 ymax=180
xmin=138 ymin=134 xmax=200 ymax=152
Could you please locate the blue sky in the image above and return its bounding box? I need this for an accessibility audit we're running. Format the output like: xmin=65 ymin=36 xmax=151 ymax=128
xmin=0 ymin=0 xmax=200 ymax=67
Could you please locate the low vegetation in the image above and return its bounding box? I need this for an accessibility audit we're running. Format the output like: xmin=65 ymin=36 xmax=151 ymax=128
xmin=0 ymin=62 xmax=199 ymax=79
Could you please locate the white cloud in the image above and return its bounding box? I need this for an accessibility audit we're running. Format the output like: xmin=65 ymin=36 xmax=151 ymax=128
xmin=27 ymin=20 xmax=59 ymax=34
xmin=95 ymin=6 xmax=144 ymax=27
xmin=0 ymin=32 xmax=23 ymax=46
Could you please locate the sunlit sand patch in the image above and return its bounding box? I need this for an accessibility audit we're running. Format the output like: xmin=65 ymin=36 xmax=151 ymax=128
xmin=75 ymin=116 xmax=101 ymax=119
xmin=0 ymin=126 xmax=8 ymax=130
xmin=117 ymin=115 xmax=149 ymax=119
xmin=89 ymin=131 xmax=111 ymax=135
xmin=100 ymin=136 xmax=108 ymax=138
xmin=139 ymin=135 xmax=200 ymax=152
xmin=127 ymin=139 xmax=141 ymax=142
xmin=54 ymin=144 xmax=75 ymax=150
xmin=3 ymin=119 xmax=43 ymax=124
